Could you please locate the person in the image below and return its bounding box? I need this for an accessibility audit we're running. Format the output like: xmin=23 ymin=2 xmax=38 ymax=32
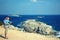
xmin=3 ymin=16 xmax=11 ymax=39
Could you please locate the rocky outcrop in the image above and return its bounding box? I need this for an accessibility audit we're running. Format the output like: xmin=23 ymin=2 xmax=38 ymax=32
xmin=22 ymin=19 xmax=54 ymax=35
xmin=8 ymin=25 xmax=24 ymax=31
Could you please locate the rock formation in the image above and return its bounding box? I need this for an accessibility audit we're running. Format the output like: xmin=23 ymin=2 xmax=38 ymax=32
xmin=22 ymin=19 xmax=54 ymax=35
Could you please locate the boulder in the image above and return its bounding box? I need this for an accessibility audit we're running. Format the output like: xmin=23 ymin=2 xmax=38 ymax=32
xmin=8 ymin=25 xmax=24 ymax=31
xmin=8 ymin=25 xmax=15 ymax=30
xmin=22 ymin=19 xmax=54 ymax=35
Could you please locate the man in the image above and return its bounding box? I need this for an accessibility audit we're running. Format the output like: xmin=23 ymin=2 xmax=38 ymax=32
xmin=4 ymin=16 xmax=11 ymax=39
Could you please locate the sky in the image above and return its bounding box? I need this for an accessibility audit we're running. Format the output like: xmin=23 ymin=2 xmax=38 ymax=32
xmin=0 ymin=0 xmax=60 ymax=15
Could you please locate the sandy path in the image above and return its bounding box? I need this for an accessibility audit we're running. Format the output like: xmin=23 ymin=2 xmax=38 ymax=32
xmin=0 ymin=27 xmax=60 ymax=40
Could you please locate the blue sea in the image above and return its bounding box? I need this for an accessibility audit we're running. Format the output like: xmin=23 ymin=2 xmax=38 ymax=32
xmin=0 ymin=15 xmax=60 ymax=31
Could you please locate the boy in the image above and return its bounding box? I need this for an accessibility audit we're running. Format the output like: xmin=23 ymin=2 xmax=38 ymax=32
xmin=4 ymin=16 xmax=11 ymax=39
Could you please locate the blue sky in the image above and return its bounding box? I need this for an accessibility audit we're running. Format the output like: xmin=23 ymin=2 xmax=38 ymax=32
xmin=0 ymin=0 xmax=60 ymax=15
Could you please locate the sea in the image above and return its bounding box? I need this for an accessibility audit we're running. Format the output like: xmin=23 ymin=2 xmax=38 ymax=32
xmin=0 ymin=15 xmax=60 ymax=31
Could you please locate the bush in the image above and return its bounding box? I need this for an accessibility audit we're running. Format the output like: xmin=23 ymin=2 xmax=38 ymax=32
xmin=0 ymin=21 xmax=3 ymax=26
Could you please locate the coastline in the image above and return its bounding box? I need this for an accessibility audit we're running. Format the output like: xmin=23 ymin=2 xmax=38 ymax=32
xmin=0 ymin=25 xmax=60 ymax=40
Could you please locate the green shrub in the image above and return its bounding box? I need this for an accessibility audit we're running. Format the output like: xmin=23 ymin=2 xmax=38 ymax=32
xmin=0 ymin=21 xmax=3 ymax=26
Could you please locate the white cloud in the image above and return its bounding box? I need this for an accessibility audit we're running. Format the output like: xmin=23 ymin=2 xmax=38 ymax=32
xmin=30 ymin=0 xmax=37 ymax=2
